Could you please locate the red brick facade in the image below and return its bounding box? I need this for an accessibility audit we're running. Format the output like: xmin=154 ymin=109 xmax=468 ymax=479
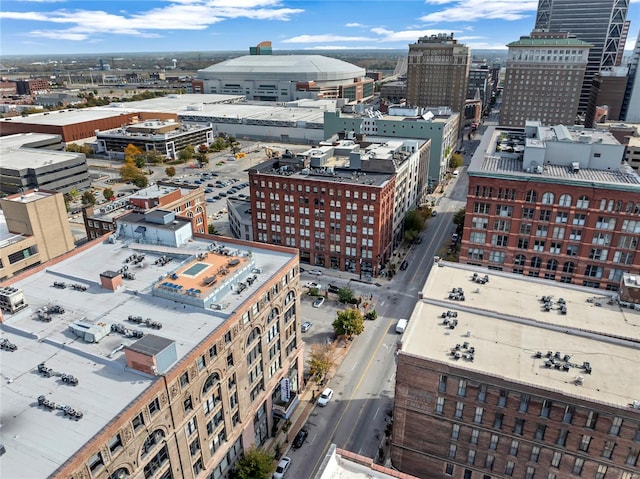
xmin=459 ymin=176 xmax=640 ymax=291
xmin=248 ymin=171 xmax=396 ymax=276
xmin=392 ymin=354 xmax=640 ymax=479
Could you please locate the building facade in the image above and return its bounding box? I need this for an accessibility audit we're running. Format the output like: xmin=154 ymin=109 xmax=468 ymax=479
xmin=0 ymin=217 xmax=305 ymax=479
xmin=0 ymin=189 xmax=75 ymax=281
xmin=324 ymin=106 xmax=459 ymax=188
xmin=585 ymin=67 xmax=629 ymax=127
xmin=500 ymin=31 xmax=590 ymax=127
xmin=95 ymin=120 xmax=215 ymax=160
xmin=535 ymin=0 xmax=630 ymax=114
xmin=459 ymin=122 xmax=638 ymax=291
xmin=391 ymin=263 xmax=640 ymax=479
xmin=406 ymin=33 xmax=470 ymax=130
xmin=622 ymin=29 xmax=640 ymax=122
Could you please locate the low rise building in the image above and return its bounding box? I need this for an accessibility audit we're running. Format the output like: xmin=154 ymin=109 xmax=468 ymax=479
xmin=392 ymin=262 xmax=640 ymax=479
xmin=95 ymin=120 xmax=215 ymax=160
xmin=0 ymin=213 xmax=304 ymax=479
xmin=0 ymin=189 xmax=75 ymax=281
xmin=227 ymin=197 xmax=253 ymax=241
xmin=460 ymin=121 xmax=638 ymax=291
xmin=0 ymin=133 xmax=89 ymax=194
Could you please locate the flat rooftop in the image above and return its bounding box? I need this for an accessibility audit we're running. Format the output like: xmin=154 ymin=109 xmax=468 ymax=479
xmin=0 ymin=108 xmax=131 ymax=126
xmin=0 ymin=235 xmax=296 ymax=478
xmin=402 ymin=262 xmax=640 ymax=409
xmin=0 ymin=132 xmax=62 ymax=150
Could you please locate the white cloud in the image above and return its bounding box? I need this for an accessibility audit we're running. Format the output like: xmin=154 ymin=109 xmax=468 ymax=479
xmin=345 ymin=22 xmax=364 ymax=27
xmin=0 ymin=0 xmax=304 ymax=41
xmin=425 ymin=0 xmax=456 ymax=4
xmin=282 ymin=34 xmax=376 ymax=43
xmin=419 ymin=0 xmax=538 ymax=22
xmin=371 ymin=27 xmax=459 ymax=42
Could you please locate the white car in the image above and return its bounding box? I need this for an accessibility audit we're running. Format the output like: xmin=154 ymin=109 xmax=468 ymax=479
xmin=313 ymin=297 xmax=325 ymax=308
xmin=308 ymin=269 xmax=323 ymax=276
xmin=304 ymin=281 xmax=322 ymax=290
xmin=273 ymin=457 xmax=291 ymax=479
xmin=317 ymin=388 xmax=334 ymax=406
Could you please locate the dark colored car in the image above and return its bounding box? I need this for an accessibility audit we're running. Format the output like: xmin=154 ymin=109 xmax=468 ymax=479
xmin=400 ymin=260 xmax=409 ymax=270
xmin=327 ymin=284 xmax=340 ymax=294
xmin=292 ymin=427 xmax=308 ymax=449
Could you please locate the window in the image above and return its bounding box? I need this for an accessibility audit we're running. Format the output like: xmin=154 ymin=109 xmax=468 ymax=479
xmin=438 ymin=374 xmax=447 ymax=393
xmin=625 ymin=449 xmax=639 ymax=466
xmin=530 ymin=446 xmax=540 ymax=462
xmin=451 ymin=424 xmax=460 ymax=440
xmin=509 ymin=439 xmax=519 ymax=456
xmin=477 ymin=384 xmax=487 ymax=402
xmin=455 ymin=401 xmax=464 ymax=419
xmin=602 ymin=440 xmax=616 ymax=459
xmin=610 ymin=417 xmax=623 ymax=436
xmin=576 ymin=195 xmax=589 ymax=209
xmin=514 ymin=418 xmax=525 ymax=435
xmin=180 ymin=371 xmax=189 ymax=387
xmin=558 ymin=194 xmax=572 ymax=207
xmin=562 ymin=405 xmax=575 ymax=424
xmin=555 ymin=212 xmax=568 ymax=224
xmin=470 ymin=231 xmax=487 ymax=243
xmin=493 ymin=412 xmax=504 ymax=429
xmin=224 ymin=331 xmax=232 ymax=344
xmin=535 ymin=423 xmax=546 ymax=441
xmin=489 ymin=434 xmax=499 ymax=450
xmin=445 ymin=463 xmax=454 ymax=475
xmin=539 ymin=209 xmax=551 ymax=221
xmin=551 ymin=451 xmax=562 ymax=467
xmin=227 ymin=352 xmax=234 ymax=368
xmin=517 ymin=237 xmax=530 ymax=249
xmin=132 ymin=412 xmax=145 ymax=431
xmin=467 ymin=449 xmax=476 ymax=465
xmin=525 ymin=466 xmax=536 ymax=479
xmin=149 ymin=397 xmax=160 ymax=416
xmin=448 ymin=444 xmax=457 ymax=459
xmin=578 ymin=434 xmax=591 ymax=452
xmin=209 ymin=344 xmax=217 ymax=358
xmin=541 ymin=399 xmax=552 ymax=418
xmin=492 ymin=234 xmax=509 ymax=246
xmin=595 ymin=465 xmax=608 ymax=479
xmin=457 ymin=379 xmax=467 ymax=397
xmin=505 ymin=460 xmax=515 ymax=476
xmin=184 ymin=395 xmax=193 ymax=412
xmin=88 ymin=451 xmax=105 ymax=473
xmin=436 ymin=397 xmax=445 ymax=414
xmin=485 ymin=454 xmax=495 ymax=470
xmin=474 ymin=407 xmax=484 ymax=424
xmin=572 ymin=457 xmax=584 ymax=475
xmin=556 ymin=428 xmax=568 ymax=447
xmin=523 ymin=207 xmax=535 ymax=219
xmin=185 ymin=417 xmax=197 ymax=436
xmin=542 ymin=192 xmax=554 ymax=204
xmin=586 ymin=411 xmax=598 ymax=429
xmin=498 ymin=390 xmax=508 ymax=407
xmin=470 ymin=429 xmax=479 ymax=445
xmin=526 ymin=190 xmax=538 ymax=203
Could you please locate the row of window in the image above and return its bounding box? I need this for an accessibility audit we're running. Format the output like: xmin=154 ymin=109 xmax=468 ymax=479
xmin=253 ymin=180 xmax=378 ymax=200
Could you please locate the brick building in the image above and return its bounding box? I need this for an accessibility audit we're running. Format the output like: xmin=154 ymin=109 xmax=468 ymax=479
xmin=391 ymin=262 xmax=640 ymax=479
xmin=248 ymin=138 xmax=430 ymax=276
xmin=0 ymin=218 xmax=305 ymax=479
xmin=14 ymin=78 xmax=50 ymax=96
xmin=82 ymin=182 xmax=208 ymax=240
xmin=459 ymin=122 xmax=639 ymax=291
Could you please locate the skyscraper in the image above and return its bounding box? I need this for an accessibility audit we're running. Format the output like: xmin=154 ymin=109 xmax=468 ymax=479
xmin=621 ymin=29 xmax=640 ymax=122
xmin=500 ymin=31 xmax=590 ymax=127
xmin=534 ymin=0 xmax=630 ymax=114
xmin=406 ymin=33 xmax=470 ymax=128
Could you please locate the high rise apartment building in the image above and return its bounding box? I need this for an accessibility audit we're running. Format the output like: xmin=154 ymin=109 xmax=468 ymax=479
xmin=391 ymin=262 xmax=640 ymax=479
xmin=0 ymin=213 xmax=304 ymax=479
xmin=406 ymin=34 xmax=470 ymax=126
xmin=535 ymin=0 xmax=630 ymax=114
xmin=622 ymin=29 xmax=640 ymax=122
xmin=500 ymin=31 xmax=590 ymax=127
xmin=459 ymin=121 xmax=639 ymax=291
xmin=249 ymin=138 xmax=431 ymax=276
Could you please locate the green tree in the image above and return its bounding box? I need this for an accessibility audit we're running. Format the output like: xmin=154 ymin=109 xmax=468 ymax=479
xmin=196 ymin=152 xmax=209 ymax=166
xmin=449 ymin=153 xmax=463 ymax=170
xmin=81 ymin=191 xmax=96 ymax=205
xmin=134 ymin=156 xmax=146 ymax=169
xmin=307 ymin=343 xmax=337 ymax=383
xmin=453 ymin=208 xmax=466 ymax=229
xmin=208 ymin=224 xmax=219 ymax=235
xmin=234 ymin=447 xmax=275 ymax=479
xmin=146 ymin=150 xmax=164 ymax=165
xmin=230 ymin=141 xmax=241 ymax=155
xmin=178 ymin=144 xmax=195 ymax=163
xmin=338 ymin=286 xmax=356 ymax=304
xmin=333 ymin=308 xmax=365 ymax=338
xmin=365 ymin=309 xmax=378 ymax=321
xmin=120 ymin=160 xmax=143 ymax=182
xmin=131 ymin=175 xmax=148 ymax=188
xmin=165 ymin=166 xmax=176 ymax=177
xmin=210 ymin=137 xmax=226 ymax=152
xmin=103 ymin=188 xmax=114 ymax=201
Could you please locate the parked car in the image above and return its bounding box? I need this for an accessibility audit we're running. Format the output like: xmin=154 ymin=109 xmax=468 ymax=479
xmin=204 ymin=188 xmax=213 ymax=193
xmin=273 ymin=457 xmax=291 ymax=479
xmin=308 ymin=269 xmax=323 ymax=276
xmin=414 ymin=236 xmax=423 ymax=244
xmin=431 ymin=210 xmax=438 ymax=217
xmin=207 ymin=183 xmax=215 ymax=187
xmin=400 ymin=260 xmax=409 ymax=270
xmin=292 ymin=428 xmax=308 ymax=449
xmin=452 ymin=233 xmax=459 ymax=242
xmin=219 ymin=192 xmax=227 ymax=197
xmin=318 ymin=388 xmax=334 ymax=406
xmin=301 ymin=321 xmax=312 ymax=333
xmin=206 ymin=198 xmax=215 ymax=203
xmin=327 ymin=284 xmax=340 ymax=294
xmin=304 ymin=281 xmax=322 ymax=289
xmin=313 ymin=297 xmax=325 ymax=308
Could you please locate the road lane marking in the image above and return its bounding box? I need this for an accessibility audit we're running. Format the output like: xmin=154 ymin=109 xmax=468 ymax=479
xmin=373 ymin=407 xmax=380 ymax=420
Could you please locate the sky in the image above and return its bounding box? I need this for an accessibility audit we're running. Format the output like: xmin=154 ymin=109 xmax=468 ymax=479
xmin=0 ymin=0 xmax=639 ymax=57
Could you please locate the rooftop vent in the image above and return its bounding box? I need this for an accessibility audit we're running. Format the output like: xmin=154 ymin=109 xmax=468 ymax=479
xmin=572 ymin=162 xmax=580 ymax=173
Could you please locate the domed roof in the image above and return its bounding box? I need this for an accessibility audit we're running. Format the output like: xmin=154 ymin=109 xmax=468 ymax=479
xmin=198 ymin=54 xmax=365 ymax=82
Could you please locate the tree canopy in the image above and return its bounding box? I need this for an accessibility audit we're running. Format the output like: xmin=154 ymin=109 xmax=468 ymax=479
xmin=307 ymin=343 xmax=337 ymax=383
xmin=333 ymin=308 xmax=365 ymax=338
xmin=165 ymin=166 xmax=176 ymax=177
xmin=81 ymin=191 xmax=96 ymax=205
xmin=103 ymin=188 xmax=114 ymax=201
xmin=234 ymin=447 xmax=275 ymax=479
